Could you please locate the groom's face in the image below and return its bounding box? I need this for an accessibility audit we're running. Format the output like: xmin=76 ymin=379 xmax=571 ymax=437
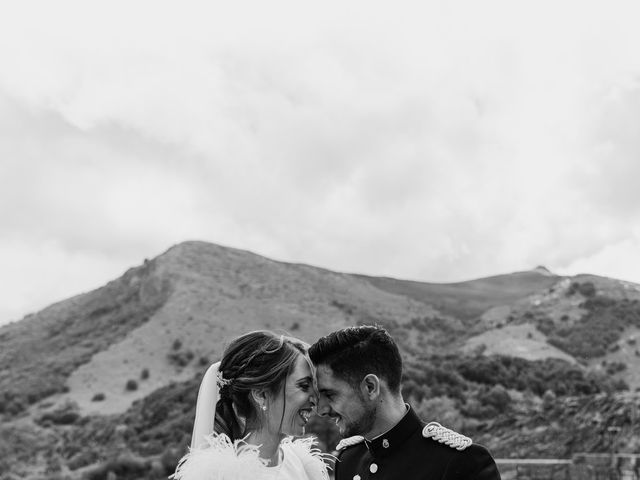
xmin=314 ymin=364 xmax=375 ymax=437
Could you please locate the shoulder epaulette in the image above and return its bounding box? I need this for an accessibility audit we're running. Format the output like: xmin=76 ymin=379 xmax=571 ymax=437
xmin=422 ymin=422 xmax=472 ymax=451
xmin=335 ymin=435 xmax=365 ymax=451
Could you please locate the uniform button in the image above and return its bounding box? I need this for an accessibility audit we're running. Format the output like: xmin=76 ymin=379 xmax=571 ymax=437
xmin=382 ymin=439 xmax=389 ymax=448
xmin=370 ymin=463 xmax=378 ymax=473
xmin=353 ymin=476 xmax=361 ymax=480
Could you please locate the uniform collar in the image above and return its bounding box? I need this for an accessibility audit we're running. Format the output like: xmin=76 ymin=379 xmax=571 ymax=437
xmin=364 ymin=404 xmax=420 ymax=458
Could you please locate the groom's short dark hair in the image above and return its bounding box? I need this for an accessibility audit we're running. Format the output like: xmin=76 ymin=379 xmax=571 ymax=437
xmin=309 ymin=325 xmax=403 ymax=393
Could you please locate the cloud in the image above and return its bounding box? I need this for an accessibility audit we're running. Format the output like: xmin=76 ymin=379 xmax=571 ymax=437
xmin=0 ymin=237 xmax=138 ymax=324
xmin=557 ymin=233 xmax=640 ymax=284
xmin=576 ymin=81 xmax=640 ymax=217
xmin=2 ymin=1 xmax=640 ymax=324
xmin=0 ymin=93 xmax=206 ymax=253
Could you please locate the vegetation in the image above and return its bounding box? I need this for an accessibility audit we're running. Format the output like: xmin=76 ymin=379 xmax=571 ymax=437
xmin=167 ymin=350 xmax=195 ymax=368
xmin=402 ymin=354 xmax=626 ymax=409
xmin=546 ymin=294 xmax=640 ymax=359
xmin=125 ymin=380 xmax=139 ymax=392
xmin=566 ymin=281 xmax=597 ymax=298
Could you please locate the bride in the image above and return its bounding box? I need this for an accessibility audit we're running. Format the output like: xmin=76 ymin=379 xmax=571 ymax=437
xmin=172 ymin=330 xmax=329 ymax=480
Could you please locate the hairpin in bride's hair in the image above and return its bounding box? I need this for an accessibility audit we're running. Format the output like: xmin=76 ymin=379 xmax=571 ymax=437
xmin=216 ymin=370 xmax=232 ymax=389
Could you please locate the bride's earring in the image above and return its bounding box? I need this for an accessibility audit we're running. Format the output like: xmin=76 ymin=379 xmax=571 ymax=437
xmin=261 ymin=404 xmax=267 ymax=411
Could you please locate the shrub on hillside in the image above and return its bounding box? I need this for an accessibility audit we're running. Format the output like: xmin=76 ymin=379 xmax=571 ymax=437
xmin=567 ymin=281 xmax=596 ymax=297
xmin=167 ymin=350 xmax=194 ymax=368
xmin=125 ymin=380 xmax=138 ymax=392
xmin=536 ymin=317 xmax=555 ymax=335
xmin=479 ymin=384 xmax=511 ymax=411
xmin=330 ymin=300 xmax=355 ymax=315
xmin=141 ymin=368 xmax=150 ymax=380
xmin=580 ymin=282 xmax=596 ymax=297
xmin=66 ymin=450 xmax=97 ymax=470
xmin=84 ymin=454 xmax=150 ymax=480
xmin=92 ymin=393 xmax=106 ymax=402
xmin=583 ymin=295 xmax=616 ymax=309
xmin=37 ymin=403 xmax=80 ymax=426
xmin=461 ymin=396 xmax=498 ymax=419
xmin=604 ymin=361 xmax=627 ymax=375
xmin=542 ymin=389 xmax=557 ymax=410
xmin=0 ymin=392 xmax=27 ymax=416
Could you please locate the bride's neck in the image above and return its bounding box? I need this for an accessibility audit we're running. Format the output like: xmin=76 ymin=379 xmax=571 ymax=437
xmin=246 ymin=430 xmax=285 ymax=465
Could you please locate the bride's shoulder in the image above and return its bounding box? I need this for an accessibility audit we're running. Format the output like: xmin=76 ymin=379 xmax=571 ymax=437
xmin=282 ymin=436 xmax=330 ymax=461
xmin=282 ymin=436 xmax=321 ymax=452
xmin=172 ymin=433 xmax=267 ymax=480
xmin=281 ymin=437 xmax=331 ymax=480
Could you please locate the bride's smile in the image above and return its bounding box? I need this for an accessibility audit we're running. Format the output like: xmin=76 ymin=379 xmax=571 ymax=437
xmin=269 ymin=355 xmax=317 ymax=436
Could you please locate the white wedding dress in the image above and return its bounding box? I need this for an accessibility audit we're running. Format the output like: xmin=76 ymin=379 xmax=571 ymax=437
xmin=172 ymin=432 xmax=330 ymax=480
xmin=174 ymin=362 xmax=329 ymax=480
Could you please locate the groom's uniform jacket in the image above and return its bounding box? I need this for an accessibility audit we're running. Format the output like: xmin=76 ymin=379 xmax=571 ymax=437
xmin=334 ymin=406 xmax=501 ymax=480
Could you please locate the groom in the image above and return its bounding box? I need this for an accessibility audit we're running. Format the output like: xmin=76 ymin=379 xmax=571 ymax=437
xmin=309 ymin=325 xmax=501 ymax=480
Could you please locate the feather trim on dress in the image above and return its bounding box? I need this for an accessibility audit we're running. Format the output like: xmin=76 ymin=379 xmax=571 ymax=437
xmin=172 ymin=433 xmax=269 ymax=480
xmin=282 ymin=437 xmax=333 ymax=480
xmin=172 ymin=434 xmax=333 ymax=480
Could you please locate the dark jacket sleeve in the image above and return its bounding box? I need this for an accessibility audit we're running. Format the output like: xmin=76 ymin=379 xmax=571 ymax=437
xmin=443 ymin=444 xmax=501 ymax=480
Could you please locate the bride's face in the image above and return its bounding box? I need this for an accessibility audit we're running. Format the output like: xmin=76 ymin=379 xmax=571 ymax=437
xmin=268 ymin=354 xmax=316 ymax=436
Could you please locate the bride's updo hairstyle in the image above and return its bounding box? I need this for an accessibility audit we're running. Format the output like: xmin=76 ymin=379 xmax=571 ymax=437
xmin=214 ymin=330 xmax=308 ymax=440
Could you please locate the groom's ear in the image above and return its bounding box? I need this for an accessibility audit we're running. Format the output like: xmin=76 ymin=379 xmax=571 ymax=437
xmin=360 ymin=374 xmax=380 ymax=400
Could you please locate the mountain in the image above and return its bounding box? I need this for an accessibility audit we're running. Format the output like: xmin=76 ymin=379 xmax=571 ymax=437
xmin=1 ymin=241 xmax=640 ymax=479
xmin=1 ymin=241 xmax=440 ymax=417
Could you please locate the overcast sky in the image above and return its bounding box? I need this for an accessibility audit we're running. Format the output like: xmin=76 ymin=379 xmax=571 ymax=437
xmin=1 ymin=1 xmax=640 ymax=326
